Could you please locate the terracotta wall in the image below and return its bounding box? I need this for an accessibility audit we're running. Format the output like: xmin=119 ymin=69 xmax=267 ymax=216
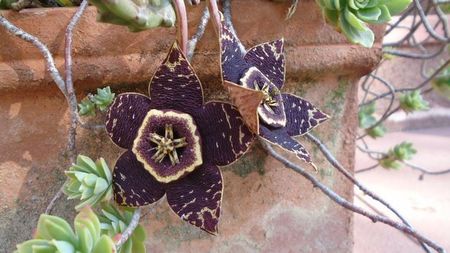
xmin=0 ymin=1 xmax=382 ymax=252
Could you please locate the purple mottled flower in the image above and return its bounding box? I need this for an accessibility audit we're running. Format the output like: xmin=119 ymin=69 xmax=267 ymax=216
xmin=105 ymin=42 xmax=254 ymax=234
xmin=219 ymin=17 xmax=329 ymax=164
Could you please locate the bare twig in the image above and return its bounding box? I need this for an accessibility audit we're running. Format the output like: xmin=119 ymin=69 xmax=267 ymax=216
xmin=116 ymin=208 xmax=141 ymax=249
xmin=403 ymin=161 xmax=450 ymax=178
xmin=0 ymin=16 xmax=67 ymax=97
xmin=43 ymin=0 xmax=90 ymax=214
xmin=260 ymin=138 xmax=446 ymax=253
xmin=306 ymin=133 xmax=431 ymax=252
xmin=187 ymin=6 xmax=210 ymax=61
xmin=65 ymin=0 xmax=89 ymax=164
xmin=45 ymin=184 xmax=65 ymax=214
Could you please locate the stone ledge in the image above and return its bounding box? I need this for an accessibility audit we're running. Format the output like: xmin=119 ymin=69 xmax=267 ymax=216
xmin=0 ymin=0 xmax=383 ymax=91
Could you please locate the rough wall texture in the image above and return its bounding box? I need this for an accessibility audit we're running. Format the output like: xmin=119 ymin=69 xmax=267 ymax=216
xmin=0 ymin=1 xmax=382 ymax=252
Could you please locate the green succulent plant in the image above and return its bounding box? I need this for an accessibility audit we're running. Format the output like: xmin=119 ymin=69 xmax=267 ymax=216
xmin=92 ymin=87 xmax=116 ymax=112
xmin=99 ymin=204 xmax=146 ymax=253
xmin=64 ymin=155 xmax=113 ymax=210
xmin=78 ymin=86 xmax=115 ymax=116
xmin=54 ymin=0 xmax=75 ymax=6
xmin=0 ymin=0 xmax=14 ymax=8
xmin=358 ymin=102 xmax=376 ymax=129
xmin=366 ymin=124 xmax=386 ymax=138
xmin=78 ymin=98 xmax=96 ymax=116
xmin=399 ymin=90 xmax=429 ymax=113
xmin=89 ymin=0 xmax=176 ymax=32
xmin=432 ymin=65 xmax=450 ymax=100
xmin=316 ymin=0 xmax=412 ymax=47
xmin=380 ymin=142 xmax=416 ymax=169
xmin=392 ymin=142 xmax=416 ymax=161
xmin=15 ymin=207 xmax=116 ymax=253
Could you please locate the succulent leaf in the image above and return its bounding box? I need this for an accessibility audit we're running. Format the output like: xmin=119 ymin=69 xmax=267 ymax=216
xmin=35 ymin=215 xmax=77 ymax=245
xmin=317 ymin=0 xmax=412 ymax=47
xmin=366 ymin=124 xmax=386 ymax=138
xmin=358 ymin=102 xmax=377 ymax=129
xmin=15 ymin=208 xmax=116 ymax=253
xmin=0 ymin=0 xmax=15 ymax=9
xmin=78 ymin=98 xmax=96 ymax=116
xmin=392 ymin=142 xmax=416 ymax=161
xmin=432 ymin=65 xmax=450 ymax=100
xmin=14 ymin=239 xmax=57 ymax=253
xmin=89 ymin=0 xmax=176 ymax=32
xmin=399 ymin=90 xmax=429 ymax=113
xmin=99 ymin=203 xmax=146 ymax=253
xmin=92 ymin=87 xmax=115 ymax=112
xmin=380 ymin=142 xmax=416 ymax=169
xmin=64 ymin=155 xmax=113 ymax=210
xmin=92 ymin=235 xmax=116 ymax=253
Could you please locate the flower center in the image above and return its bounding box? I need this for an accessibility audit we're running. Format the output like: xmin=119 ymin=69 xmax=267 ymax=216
xmin=240 ymin=67 xmax=287 ymax=128
xmin=149 ymin=124 xmax=188 ymax=165
xmin=132 ymin=109 xmax=203 ymax=183
xmin=254 ymin=80 xmax=280 ymax=112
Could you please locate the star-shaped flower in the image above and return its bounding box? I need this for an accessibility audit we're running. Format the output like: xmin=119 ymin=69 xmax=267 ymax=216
xmin=105 ymin=42 xmax=254 ymax=234
xmin=219 ymin=17 xmax=329 ymax=164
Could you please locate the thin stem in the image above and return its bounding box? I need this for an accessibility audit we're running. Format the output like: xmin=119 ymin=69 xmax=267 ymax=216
xmin=45 ymin=184 xmax=65 ymax=214
xmin=355 ymin=164 xmax=379 ymax=174
xmin=187 ymin=6 xmax=210 ymax=61
xmin=306 ymin=133 xmax=431 ymax=252
xmin=403 ymin=161 xmax=450 ymax=178
xmin=207 ymin=0 xmax=221 ymax=34
xmin=116 ymin=208 xmax=141 ymax=249
xmin=259 ymin=138 xmax=445 ymax=253
xmin=0 ymin=16 xmax=67 ymax=98
xmin=173 ymin=0 xmax=188 ymax=54
xmin=65 ymin=0 xmax=89 ymax=164
xmin=413 ymin=0 xmax=449 ymax=42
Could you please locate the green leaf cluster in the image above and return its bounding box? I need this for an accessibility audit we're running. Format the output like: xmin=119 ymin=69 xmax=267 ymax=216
xmin=358 ymin=102 xmax=386 ymax=138
xmin=89 ymin=0 xmax=176 ymax=32
xmin=366 ymin=124 xmax=386 ymax=138
xmin=380 ymin=142 xmax=417 ymax=169
xmin=15 ymin=208 xmax=116 ymax=253
xmin=78 ymin=87 xmax=115 ymax=116
xmin=99 ymin=204 xmax=146 ymax=253
xmin=64 ymin=155 xmax=113 ymax=210
xmin=316 ymin=0 xmax=412 ymax=47
xmin=0 ymin=0 xmax=14 ymax=8
xmin=399 ymin=90 xmax=429 ymax=113
xmin=432 ymin=65 xmax=450 ymax=100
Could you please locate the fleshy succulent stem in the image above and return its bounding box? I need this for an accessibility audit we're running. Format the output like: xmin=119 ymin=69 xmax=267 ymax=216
xmin=173 ymin=0 xmax=188 ymax=54
xmin=207 ymin=0 xmax=221 ymax=34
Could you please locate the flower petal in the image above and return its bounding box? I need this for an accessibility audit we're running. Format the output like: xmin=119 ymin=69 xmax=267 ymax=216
xmin=166 ymin=164 xmax=223 ymax=234
xmin=240 ymin=67 xmax=287 ymax=128
xmin=282 ymin=94 xmax=330 ymax=137
xmin=106 ymin=93 xmax=152 ymax=149
xmin=219 ymin=17 xmax=250 ymax=84
xmin=224 ymin=81 xmax=264 ymax=134
xmin=194 ymin=102 xmax=255 ymax=166
xmin=260 ymin=126 xmax=311 ymax=163
xmin=244 ymin=39 xmax=286 ymax=89
xmin=149 ymin=42 xmax=204 ymax=113
xmin=113 ymin=151 xmax=165 ymax=207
